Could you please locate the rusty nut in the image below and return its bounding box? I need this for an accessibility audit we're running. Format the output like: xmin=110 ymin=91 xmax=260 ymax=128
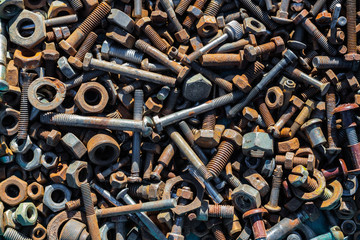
xmin=66 ymin=160 xmax=90 ymax=189
xmin=196 ymin=16 xmax=218 ymax=38
xmin=87 ymin=133 xmax=120 ymax=166
xmin=27 ymin=182 xmax=44 ymax=201
xmin=74 ymin=82 xmax=109 ymax=114
xmin=265 ymin=86 xmax=284 ymax=109
xmin=0 ymin=175 xmax=28 ymax=206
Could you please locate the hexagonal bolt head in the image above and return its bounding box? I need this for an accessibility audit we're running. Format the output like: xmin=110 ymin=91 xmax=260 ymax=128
xmin=182 ymin=73 xmax=212 ymax=102
xmin=222 ymin=129 xmax=242 ymax=148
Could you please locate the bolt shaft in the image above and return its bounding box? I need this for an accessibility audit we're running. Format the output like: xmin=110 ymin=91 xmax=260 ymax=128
xmin=265 ymin=165 xmax=283 ymax=210
xmin=81 ymin=183 xmax=101 ymax=240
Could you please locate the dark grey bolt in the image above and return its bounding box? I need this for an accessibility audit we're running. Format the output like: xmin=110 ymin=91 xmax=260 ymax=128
xmin=115 ymin=185 xmax=168 ymax=240
xmin=83 ymin=53 xmax=176 ymax=87
xmin=309 ymin=0 xmax=327 ymax=16
xmin=149 ymin=91 xmax=243 ymax=132
xmin=129 ymin=90 xmax=144 ymax=183
xmin=101 ymin=41 xmax=144 ymax=64
xmin=228 ymin=49 xmax=298 ymax=118
xmin=40 ymin=112 xmax=152 ymax=136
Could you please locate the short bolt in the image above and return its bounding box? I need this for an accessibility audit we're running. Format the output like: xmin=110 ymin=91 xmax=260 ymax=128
xmin=254 ymin=97 xmax=275 ymax=128
xmin=151 ymin=142 xmax=177 ymax=181
xmin=264 ymin=165 xmax=283 ymax=212
xmin=290 ymin=99 xmax=315 ymax=136
xmin=243 ymin=208 xmax=268 ymax=240
xmin=136 ymin=17 xmax=169 ymax=52
xmin=68 ymin=32 xmax=98 ymax=69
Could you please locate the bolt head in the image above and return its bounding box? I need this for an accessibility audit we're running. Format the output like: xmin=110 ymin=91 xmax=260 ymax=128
xmin=68 ymin=56 xmax=83 ymax=70
xmin=222 ymin=129 xmax=242 ymax=148
xmin=293 ymin=9 xmax=309 ymax=25
xmin=244 ymin=45 xmax=257 ymax=62
xmin=288 ymin=165 xmax=309 ymax=187
xmin=42 ymin=49 xmax=60 ymax=61
xmin=135 ymin=17 xmax=151 ymax=30
xmin=82 ymin=53 xmax=93 ymax=71
xmin=59 ymin=40 xmax=77 ymax=56
xmin=242 ymin=107 xmax=258 ymax=121
xmin=270 ymin=36 xmax=285 ymax=53
xmin=194 ymin=129 xmax=221 ymax=148
xmin=47 ymin=130 xmax=61 ymax=147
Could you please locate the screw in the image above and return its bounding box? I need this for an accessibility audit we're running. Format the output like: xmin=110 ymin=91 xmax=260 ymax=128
xmin=68 ymin=0 xmax=83 ymax=11
xmin=183 ymin=0 xmax=208 ymax=29
xmin=81 ymin=182 xmax=101 ymax=240
xmin=59 ymin=2 xmax=111 ymax=55
xmin=290 ymin=100 xmax=315 ymax=136
xmin=150 ymin=91 xmax=243 ymax=132
xmin=293 ymin=10 xmax=337 ymax=56
xmin=243 ymin=208 xmax=268 ymax=240
xmin=333 ymin=103 xmax=360 ymax=170
xmin=254 ymin=97 xmax=275 ymax=128
xmin=183 ymin=20 xmax=244 ymax=64
xmin=228 ymin=49 xmax=298 ymax=118
xmin=237 ymin=0 xmax=277 ymax=30
xmin=204 ymin=0 xmax=225 ymax=16
xmin=129 ymin=89 xmax=143 ymax=183
xmin=18 ymin=72 xmax=36 ymax=140
xmin=68 ymin=32 xmax=97 ymax=69
xmin=83 ymin=53 xmax=176 ymax=87
xmin=264 ymin=165 xmax=283 ymax=212
xmin=135 ymin=40 xmax=190 ymax=82
xmin=137 ymin=18 xmax=169 ymax=52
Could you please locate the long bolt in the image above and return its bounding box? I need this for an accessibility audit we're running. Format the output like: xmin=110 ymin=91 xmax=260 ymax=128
xmin=344 ymin=0 xmax=360 ymax=61
xmin=96 ymin=196 xmax=176 ymax=217
xmin=293 ymin=10 xmax=337 ymax=56
xmin=326 ymin=86 xmax=341 ymax=156
xmin=264 ymin=165 xmax=283 ymax=212
xmin=312 ymin=56 xmax=356 ymax=69
xmin=20 ymin=14 xmax=78 ymax=31
xmin=309 ymin=0 xmax=327 ymax=16
xmin=166 ymin=126 xmax=212 ymax=181
xmin=83 ymin=53 xmax=176 ymax=87
xmin=151 ymin=91 xmax=243 ymax=132
xmin=130 ymin=89 xmax=143 ymax=183
xmin=228 ymin=49 xmax=298 ymax=118
xmin=59 ymin=2 xmax=111 ymax=55
xmin=81 ymin=183 xmax=101 ymax=240
xmin=40 ymin=112 xmax=149 ymax=134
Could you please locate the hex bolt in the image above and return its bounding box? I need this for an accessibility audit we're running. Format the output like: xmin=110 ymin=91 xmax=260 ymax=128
xmin=237 ymin=0 xmax=277 ymax=30
xmin=150 ymin=91 xmax=242 ymax=132
xmin=275 ymin=152 xmax=315 ymax=170
xmin=254 ymin=97 xmax=275 ymax=128
xmin=183 ymin=0 xmax=208 ymax=29
xmin=166 ymin=126 xmax=212 ymax=181
xmin=244 ymin=37 xmax=285 ymax=62
xmin=233 ymin=61 xmax=265 ymax=93
xmin=272 ymin=0 xmax=292 ymax=24
xmin=20 ymin=14 xmax=79 ymax=31
xmin=81 ymin=182 xmax=101 ymax=240
xmin=312 ymin=56 xmax=357 ymax=70
xmin=333 ymin=103 xmax=360 ymax=170
xmin=135 ymin=40 xmax=189 ymax=82
xmin=179 ymin=121 xmax=209 ymax=164
xmin=115 ymin=185 xmax=167 ymax=240
xmin=42 ymin=42 xmax=60 ymax=77
xmin=204 ymin=0 xmax=224 ymax=16
xmin=290 ymin=100 xmax=315 ymax=136
xmin=268 ymin=96 xmax=304 ymax=138
xmin=83 ymin=53 xmax=176 ymax=86
xmin=18 ymin=72 xmax=36 ymax=140
xmin=96 ymin=196 xmax=176 ymax=217
xmin=309 ymin=0 xmax=327 ymax=16
xmin=40 ymin=112 xmax=149 ymax=134
xmin=326 ymin=87 xmax=341 ymax=157
xmin=344 ymin=0 xmax=360 ymax=61
xmin=134 ymin=0 xmax=142 ymax=18
xmin=243 ymin=208 xmax=268 ymax=240
xmin=293 ymin=10 xmax=337 ymax=56
xmin=68 ymin=0 xmax=83 ymax=11
xmin=68 ymin=32 xmax=97 ymax=69
xmin=206 ymin=129 xmax=241 ymax=177
xmin=59 ymin=2 xmax=111 ymax=56
xmin=183 ymin=20 xmax=244 ymax=64
xmin=136 ymin=18 xmax=169 ymax=52
xmin=129 ymin=89 xmax=143 ymax=183
xmin=3 ymin=227 xmax=32 ymax=240
xmin=151 ymin=142 xmax=177 ymax=181
xmin=175 ymin=0 xmax=193 ymax=15
xmin=264 ymin=165 xmax=283 ymax=212
xmin=159 ymin=0 xmax=190 ymax=43
xmin=228 ymin=49 xmax=298 ymax=118
xmin=284 ymin=65 xmax=330 ymax=96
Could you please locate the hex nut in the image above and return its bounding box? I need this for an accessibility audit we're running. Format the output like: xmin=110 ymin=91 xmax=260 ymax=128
xmin=9 ymin=10 xmax=46 ymax=49
xmin=43 ymin=184 xmax=71 ymax=212
xmin=40 ymin=152 xmax=58 ymax=169
xmin=49 ymin=163 xmax=68 ymax=183
xmin=0 ymin=108 xmax=19 ymax=136
xmin=290 ymin=96 xmax=305 ymax=109
xmin=15 ymin=202 xmax=38 ymax=226
xmin=74 ymin=82 xmax=109 ymax=114
xmin=109 ymin=171 xmax=127 ymax=189
xmin=57 ymin=56 xmax=76 ymax=79
xmin=27 ymin=182 xmax=44 ymax=201
xmin=61 ymin=133 xmax=87 ymax=159
xmin=174 ymin=29 xmax=190 ymax=43
xmin=66 ymin=160 xmax=89 ymax=189
xmin=196 ymin=16 xmax=218 ymax=38
xmin=15 ymin=144 xmax=42 ymax=171
xmin=13 ymin=48 xmax=42 ymax=69
xmin=107 ymin=9 xmax=135 ymax=33
xmin=232 ymin=184 xmax=261 ymax=212
xmin=270 ymin=36 xmax=286 ymax=53
xmin=265 ymin=86 xmax=284 ymax=109
xmin=182 ymin=73 xmax=212 ymax=102
xmin=32 ymin=223 xmax=47 ymax=240
xmin=0 ymin=0 xmax=24 ymax=19
xmin=10 ymin=135 xmax=32 ymax=154
xmin=87 ymin=133 xmax=120 ymax=166
xmin=187 ymin=6 xmax=203 ymax=19
xmin=242 ymin=107 xmax=259 ymax=121
xmin=0 ymin=175 xmax=28 ymax=206
xmin=46 ymin=130 xmax=62 ymax=146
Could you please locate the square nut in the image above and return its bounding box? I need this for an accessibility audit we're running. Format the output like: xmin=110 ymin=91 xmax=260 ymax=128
xmin=284 ymin=152 xmax=295 ymax=169
xmin=61 ymin=133 xmax=87 ymax=159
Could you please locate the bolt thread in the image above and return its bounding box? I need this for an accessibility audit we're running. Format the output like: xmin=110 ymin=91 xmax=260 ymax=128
xmin=242 ymin=61 xmax=265 ymax=84
xmin=179 ymin=121 xmax=195 ymax=144
xmin=109 ymin=47 xmax=144 ymax=64
xmin=75 ymin=32 xmax=98 ymax=61
xmin=346 ymin=127 xmax=358 ymax=145
xmin=202 ymin=110 xmax=216 ymax=130
xmin=209 ymin=205 xmax=234 ymax=218
xmin=175 ymin=0 xmax=193 ymax=15
xmin=300 ymin=77 xmax=328 ymax=100
xmin=106 ymin=110 xmax=122 ymax=119
xmin=303 ymin=177 xmax=318 ymax=192
xmin=133 ymin=90 xmax=144 ymax=121
xmin=183 ymin=0 xmax=207 ymax=29
xmin=326 ymin=87 xmax=338 ymax=147
xmin=212 ymin=225 xmax=226 ymax=240
xmin=255 ymin=98 xmax=275 ymax=127
xmin=321 ymin=188 xmax=333 ymax=200
xmin=207 ymin=141 xmax=235 ymax=177
xmin=121 ymin=81 xmax=142 ymax=94
xmin=81 ymin=183 xmax=95 ymax=215
xmin=329 ymin=0 xmax=342 ymax=11
xmin=237 ymin=0 xmax=277 ymax=30
xmin=65 ymin=70 xmax=104 ymax=89
xmin=302 ymin=50 xmax=318 ymax=65
xmin=204 ymin=0 xmax=224 ymax=16
xmin=78 ymin=2 xmax=111 ymax=36
xmin=309 ymin=24 xmax=337 ymax=56
xmin=3 ymin=228 xmax=31 ymax=240
xmin=346 ymin=0 xmax=357 ymax=53
xmin=144 ymin=25 xmax=168 ymax=52
xmin=18 ymin=80 xmax=30 ymax=140
xmin=226 ymin=174 xmax=241 ymax=188
xmin=68 ymin=0 xmax=83 ymax=11
xmin=128 ymin=184 xmax=143 ymax=198
xmin=312 ymin=56 xmax=353 ymax=69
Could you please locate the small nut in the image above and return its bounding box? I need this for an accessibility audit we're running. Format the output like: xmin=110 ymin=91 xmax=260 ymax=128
xmin=196 ymin=16 xmax=218 ymax=38
xmin=43 ymin=184 xmax=71 ymax=212
xmin=61 ymin=133 xmax=87 ymax=159
xmin=109 ymin=171 xmax=127 ymax=189
xmin=49 ymin=163 xmax=68 ymax=183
